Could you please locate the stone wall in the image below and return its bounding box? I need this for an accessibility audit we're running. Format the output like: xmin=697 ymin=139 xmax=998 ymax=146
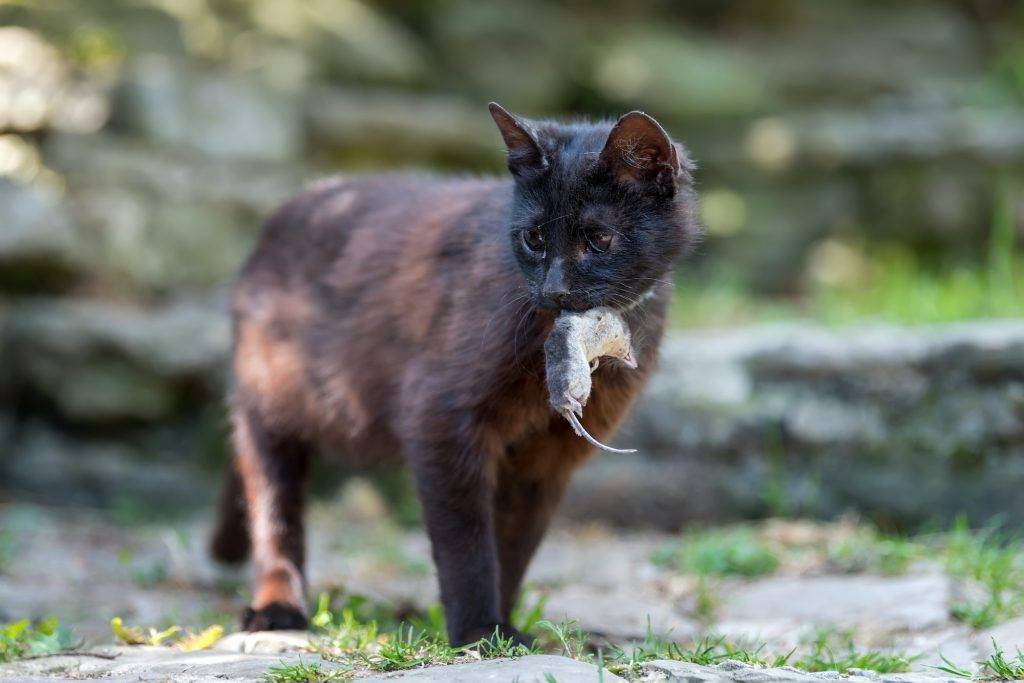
xmin=0 ymin=2 xmax=1023 ymax=526
xmin=566 ymin=322 xmax=1024 ymax=529
xmin=4 ymin=300 xmax=1023 ymax=529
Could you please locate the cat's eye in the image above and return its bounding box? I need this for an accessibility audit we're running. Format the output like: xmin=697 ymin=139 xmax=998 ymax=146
xmin=522 ymin=227 xmax=545 ymax=254
xmin=587 ymin=232 xmax=613 ymax=253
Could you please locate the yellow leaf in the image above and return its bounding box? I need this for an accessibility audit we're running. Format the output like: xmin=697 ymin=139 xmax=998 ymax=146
xmin=147 ymin=625 xmax=181 ymax=646
xmin=176 ymin=625 xmax=224 ymax=652
xmin=110 ymin=617 xmax=146 ymax=645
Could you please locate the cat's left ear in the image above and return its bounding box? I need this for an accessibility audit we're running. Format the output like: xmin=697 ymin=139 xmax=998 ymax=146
xmin=600 ymin=111 xmax=686 ymax=193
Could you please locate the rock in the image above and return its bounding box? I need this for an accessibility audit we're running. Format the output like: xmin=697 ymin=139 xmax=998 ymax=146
xmin=0 ymin=646 xmax=341 ymax=682
xmin=215 ymin=630 xmax=311 ymax=654
xmin=543 ymin=584 xmax=698 ymax=642
xmin=2 ymin=297 xmax=228 ymax=422
xmin=116 ymin=55 xmax=302 ymax=162
xmin=431 ymin=3 xmax=574 ymax=111
xmin=1 ymin=422 xmax=218 ymax=509
xmin=716 ymin=573 xmax=952 ymax=638
xmin=0 ymin=180 xmax=84 ymax=293
xmin=305 ymin=87 xmax=498 ymax=168
xmin=0 ymin=27 xmax=110 ymax=135
xmin=0 ymin=650 xmax=622 ymax=682
xmin=361 ymin=655 xmax=625 ymax=682
xmin=47 ymin=132 xmax=306 ymax=218
xmin=976 ymin=616 xmax=1024 ymax=654
xmin=636 ymin=660 xmax=964 ymax=683
xmin=564 ymin=321 xmax=1024 ymax=530
xmin=592 ymin=28 xmax=771 ymax=118
xmin=639 ymin=659 xmax=732 ymax=682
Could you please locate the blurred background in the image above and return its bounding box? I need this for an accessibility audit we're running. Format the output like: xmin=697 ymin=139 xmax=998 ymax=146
xmin=1 ymin=0 xmax=1024 ymax=656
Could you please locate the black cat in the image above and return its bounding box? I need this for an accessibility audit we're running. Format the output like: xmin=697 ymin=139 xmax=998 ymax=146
xmin=210 ymin=103 xmax=698 ymax=645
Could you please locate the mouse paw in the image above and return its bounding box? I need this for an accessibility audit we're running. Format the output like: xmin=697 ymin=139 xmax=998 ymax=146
xmin=550 ymin=391 xmax=584 ymax=418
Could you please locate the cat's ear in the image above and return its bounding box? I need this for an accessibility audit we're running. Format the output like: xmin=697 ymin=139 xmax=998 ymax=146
xmin=488 ymin=102 xmax=548 ymax=177
xmin=600 ymin=111 xmax=682 ymax=193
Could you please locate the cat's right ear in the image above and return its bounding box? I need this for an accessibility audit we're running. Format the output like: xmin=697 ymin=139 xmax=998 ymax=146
xmin=488 ymin=102 xmax=548 ymax=177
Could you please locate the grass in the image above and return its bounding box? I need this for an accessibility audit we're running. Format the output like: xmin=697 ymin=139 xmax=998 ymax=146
xmin=937 ymin=641 xmax=1024 ymax=681
xmin=309 ymin=593 xmax=536 ymax=675
xmin=534 ymin=612 xmax=916 ymax=678
xmin=653 ymin=526 xmax=779 ymax=578
xmin=368 ymin=625 xmax=462 ymax=671
xmin=653 ymin=517 xmax=1024 ymax=632
xmin=946 ymin=518 xmax=1024 ymax=629
xmin=672 ymin=180 xmax=1023 ymax=328
xmin=826 ymin=528 xmax=922 ymax=575
xmin=970 ymin=642 xmax=1024 ymax=681
xmin=263 ymin=659 xmax=347 ymax=683
xmin=0 ymin=617 xmax=76 ymax=663
xmin=791 ymin=627 xmax=917 ymax=674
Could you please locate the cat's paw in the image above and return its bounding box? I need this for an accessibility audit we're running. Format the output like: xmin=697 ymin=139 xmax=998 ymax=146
xmin=241 ymin=602 xmax=309 ymax=632
xmin=453 ymin=623 xmax=533 ymax=649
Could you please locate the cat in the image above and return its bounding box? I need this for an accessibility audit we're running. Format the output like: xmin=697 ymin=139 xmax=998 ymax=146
xmin=209 ymin=102 xmax=698 ymax=646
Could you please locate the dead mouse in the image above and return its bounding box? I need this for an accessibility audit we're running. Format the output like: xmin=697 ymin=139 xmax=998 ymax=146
xmin=544 ymin=306 xmax=638 ymax=453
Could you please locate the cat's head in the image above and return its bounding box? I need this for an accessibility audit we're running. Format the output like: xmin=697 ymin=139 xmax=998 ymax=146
xmin=489 ymin=102 xmax=698 ymax=313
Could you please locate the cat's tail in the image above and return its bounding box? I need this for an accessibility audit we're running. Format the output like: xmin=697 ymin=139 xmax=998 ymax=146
xmin=209 ymin=460 xmax=251 ymax=565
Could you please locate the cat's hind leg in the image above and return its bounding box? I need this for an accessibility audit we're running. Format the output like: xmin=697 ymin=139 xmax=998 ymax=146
xmin=209 ymin=460 xmax=251 ymax=565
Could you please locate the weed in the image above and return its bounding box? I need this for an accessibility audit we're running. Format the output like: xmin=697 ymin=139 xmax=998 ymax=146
xmin=655 ymin=526 xmax=779 ymax=578
xmin=827 ymin=529 xmax=921 ymax=575
xmin=0 ymin=617 xmax=76 ymax=662
xmin=693 ymin=576 xmax=720 ymax=620
xmin=536 ymin=619 xmax=590 ymax=661
xmin=366 ymin=625 xmax=459 ymax=671
xmin=603 ymin=628 xmax=792 ymax=677
xmin=671 ymin=181 xmax=1024 ymax=328
xmin=935 ymin=653 xmax=974 ymax=679
xmin=263 ymin=659 xmax=348 ymax=682
xmin=475 ymin=626 xmax=538 ymax=659
xmin=975 ymin=641 xmax=1024 ymax=681
xmin=936 ymin=640 xmax=1024 ymax=680
xmin=791 ymin=627 xmax=917 ymax=674
xmin=946 ymin=517 xmax=1024 ymax=628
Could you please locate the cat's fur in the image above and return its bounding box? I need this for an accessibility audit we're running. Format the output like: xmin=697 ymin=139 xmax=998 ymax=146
xmin=209 ymin=103 xmax=698 ymax=645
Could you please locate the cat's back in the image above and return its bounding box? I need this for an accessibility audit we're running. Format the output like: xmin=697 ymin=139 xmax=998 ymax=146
xmin=240 ymin=173 xmax=510 ymax=291
xmin=229 ymin=172 xmax=520 ymax=450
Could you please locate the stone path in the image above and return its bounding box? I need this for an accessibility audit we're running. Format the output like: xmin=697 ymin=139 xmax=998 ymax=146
xmin=2 ymin=498 xmax=1024 ymax=679
xmin=0 ymin=646 xmax=980 ymax=682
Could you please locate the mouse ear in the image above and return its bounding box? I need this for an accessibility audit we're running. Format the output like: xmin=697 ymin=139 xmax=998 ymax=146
xmin=488 ymin=102 xmax=548 ymax=178
xmin=600 ymin=111 xmax=681 ymax=194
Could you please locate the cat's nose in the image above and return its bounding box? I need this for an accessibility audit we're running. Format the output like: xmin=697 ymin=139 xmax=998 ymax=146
xmin=540 ymin=258 xmax=570 ymax=310
xmin=539 ymin=288 xmax=569 ymax=310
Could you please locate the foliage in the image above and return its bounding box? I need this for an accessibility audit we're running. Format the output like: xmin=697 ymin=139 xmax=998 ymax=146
xmin=263 ymin=659 xmax=348 ymax=683
xmin=111 ymin=617 xmax=223 ymax=650
xmin=310 ymin=592 xmax=535 ymax=675
xmin=654 ymin=526 xmax=779 ymax=578
xmin=0 ymin=617 xmax=75 ymax=663
xmin=674 ymin=182 xmax=1023 ymax=328
xmin=826 ymin=529 xmax=921 ymax=575
xmin=791 ymin=627 xmax=917 ymax=674
xmin=971 ymin=642 xmax=1024 ymax=681
xmin=946 ymin=518 xmax=1024 ymax=629
xmin=937 ymin=641 xmax=1024 ymax=681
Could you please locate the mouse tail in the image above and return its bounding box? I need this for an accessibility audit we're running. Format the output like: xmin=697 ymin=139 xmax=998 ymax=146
xmin=563 ymin=411 xmax=637 ymax=454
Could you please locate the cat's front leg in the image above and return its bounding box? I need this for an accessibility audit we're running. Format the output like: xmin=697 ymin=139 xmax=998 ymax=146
xmin=407 ymin=434 xmax=528 ymax=647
